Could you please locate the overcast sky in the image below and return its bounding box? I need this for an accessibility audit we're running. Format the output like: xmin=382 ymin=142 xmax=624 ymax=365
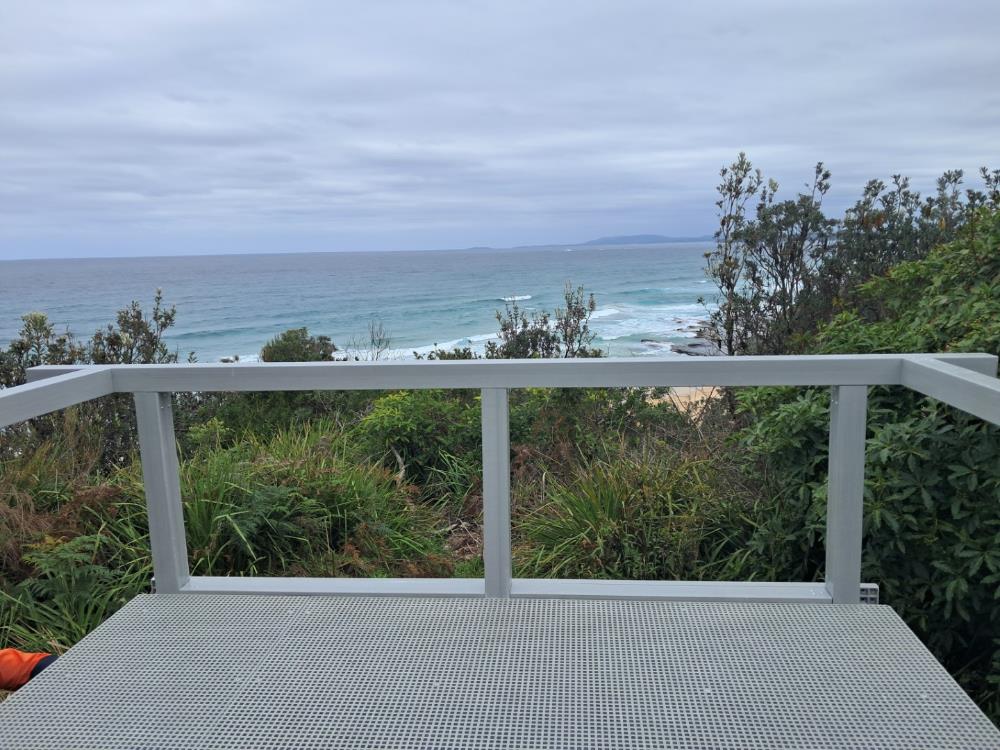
xmin=1 ymin=1 xmax=997 ymax=259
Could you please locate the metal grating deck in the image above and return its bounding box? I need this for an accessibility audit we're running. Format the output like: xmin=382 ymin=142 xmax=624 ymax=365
xmin=1 ymin=594 xmax=998 ymax=749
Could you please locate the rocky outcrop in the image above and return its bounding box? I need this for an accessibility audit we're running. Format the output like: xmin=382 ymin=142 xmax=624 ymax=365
xmin=671 ymin=323 xmax=724 ymax=356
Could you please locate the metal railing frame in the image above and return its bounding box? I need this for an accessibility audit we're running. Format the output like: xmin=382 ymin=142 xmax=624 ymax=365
xmin=3 ymin=353 xmax=998 ymax=604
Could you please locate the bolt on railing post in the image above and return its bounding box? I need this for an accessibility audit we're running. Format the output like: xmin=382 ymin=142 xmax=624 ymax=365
xmin=135 ymin=392 xmax=190 ymax=594
xmin=825 ymin=385 xmax=868 ymax=604
xmin=481 ymin=388 xmax=512 ymax=597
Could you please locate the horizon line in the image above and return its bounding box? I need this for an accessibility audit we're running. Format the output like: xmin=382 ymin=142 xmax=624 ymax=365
xmin=0 ymin=234 xmax=714 ymax=263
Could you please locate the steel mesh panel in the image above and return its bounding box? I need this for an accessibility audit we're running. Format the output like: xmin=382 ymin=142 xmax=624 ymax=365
xmin=1 ymin=595 xmax=997 ymax=749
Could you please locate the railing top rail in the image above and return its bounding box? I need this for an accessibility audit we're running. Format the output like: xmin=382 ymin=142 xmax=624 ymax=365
xmin=0 ymin=367 xmax=114 ymax=429
xmin=2 ymin=352 xmax=998 ymax=429
xmin=22 ymin=352 xmax=999 ymax=387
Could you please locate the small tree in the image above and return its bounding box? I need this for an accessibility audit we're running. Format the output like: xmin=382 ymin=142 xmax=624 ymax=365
xmin=703 ymin=152 xmax=762 ymax=358
xmin=485 ymin=284 xmax=601 ymax=359
xmin=0 ymin=291 xmax=187 ymax=467
xmin=344 ymin=319 xmax=392 ymax=361
xmin=0 ymin=313 xmax=85 ymax=388
xmin=739 ymin=162 xmax=833 ymax=353
xmin=704 ymin=156 xmax=832 ymax=356
xmin=89 ymin=289 xmax=179 ymax=365
xmin=816 ymin=168 xmax=1000 ymax=321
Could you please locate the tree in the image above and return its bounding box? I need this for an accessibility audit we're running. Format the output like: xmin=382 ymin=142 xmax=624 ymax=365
xmin=738 ymin=162 xmax=833 ymax=353
xmin=703 ymin=152 xmax=762 ymax=357
xmin=812 ymin=170 xmax=987 ymax=322
xmin=704 ymin=156 xmax=832 ymax=355
xmin=705 ymin=157 xmax=999 ymax=357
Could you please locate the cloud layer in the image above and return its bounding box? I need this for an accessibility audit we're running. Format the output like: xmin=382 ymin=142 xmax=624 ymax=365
xmin=1 ymin=1 xmax=998 ymax=258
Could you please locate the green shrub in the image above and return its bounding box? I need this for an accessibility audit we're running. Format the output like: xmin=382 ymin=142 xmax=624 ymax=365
xmin=129 ymin=421 xmax=451 ymax=576
xmin=196 ymin=327 xmax=374 ymax=442
xmin=486 ymin=284 xmax=602 ymax=359
xmin=260 ymin=327 xmax=336 ymax=362
xmin=355 ymin=390 xmax=481 ymax=482
xmin=0 ymin=291 xmax=183 ymax=469
xmin=424 ymin=452 xmax=480 ymax=509
xmin=816 ymin=207 xmax=1000 ymax=356
xmin=737 ymin=384 xmax=1000 ymax=716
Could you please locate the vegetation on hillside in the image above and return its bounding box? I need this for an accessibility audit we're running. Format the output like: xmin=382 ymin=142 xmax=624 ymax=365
xmin=702 ymin=168 xmax=1000 ymax=716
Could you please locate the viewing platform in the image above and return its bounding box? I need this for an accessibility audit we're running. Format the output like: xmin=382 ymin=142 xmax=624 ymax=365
xmin=1 ymin=355 xmax=999 ymax=748
xmin=3 ymin=594 xmax=998 ymax=749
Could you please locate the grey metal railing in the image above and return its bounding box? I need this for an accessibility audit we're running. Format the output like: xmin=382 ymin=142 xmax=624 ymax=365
xmin=3 ymin=353 xmax=999 ymax=604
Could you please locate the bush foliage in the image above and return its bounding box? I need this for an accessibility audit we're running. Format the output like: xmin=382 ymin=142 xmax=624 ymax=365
xmin=734 ymin=209 xmax=1000 ymax=715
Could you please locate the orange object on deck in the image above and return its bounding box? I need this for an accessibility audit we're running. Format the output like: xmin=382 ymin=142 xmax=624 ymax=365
xmin=0 ymin=649 xmax=51 ymax=691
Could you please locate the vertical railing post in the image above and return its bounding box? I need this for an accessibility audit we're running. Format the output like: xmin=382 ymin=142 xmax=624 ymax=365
xmin=135 ymin=392 xmax=190 ymax=594
xmin=481 ymin=388 xmax=511 ymax=597
xmin=825 ymin=385 xmax=868 ymax=604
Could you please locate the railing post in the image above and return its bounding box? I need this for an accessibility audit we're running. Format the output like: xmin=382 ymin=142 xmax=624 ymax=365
xmin=135 ymin=392 xmax=190 ymax=594
xmin=825 ymin=385 xmax=868 ymax=604
xmin=481 ymin=388 xmax=511 ymax=597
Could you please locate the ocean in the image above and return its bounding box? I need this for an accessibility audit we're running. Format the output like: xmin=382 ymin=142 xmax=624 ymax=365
xmin=0 ymin=242 xmax=714 ymax=362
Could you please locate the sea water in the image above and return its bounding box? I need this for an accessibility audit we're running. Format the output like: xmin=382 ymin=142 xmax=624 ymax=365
xmin=0 ymin=242 xmax=714 ymax=362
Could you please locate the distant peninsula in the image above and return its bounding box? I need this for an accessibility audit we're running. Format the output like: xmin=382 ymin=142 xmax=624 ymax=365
xmin=580 ymin=234 xmax=713 ymax=245
xmin=453 ymin=233 xmax=714 ymax=253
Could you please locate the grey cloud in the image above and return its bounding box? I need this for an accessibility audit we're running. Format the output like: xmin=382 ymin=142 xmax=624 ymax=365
xmin=0 ymin=0 xmax=998 ymax=258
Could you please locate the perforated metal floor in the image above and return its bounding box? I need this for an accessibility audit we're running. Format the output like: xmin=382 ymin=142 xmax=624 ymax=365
xmin=1 ymin=595 xmax=997 ymax=749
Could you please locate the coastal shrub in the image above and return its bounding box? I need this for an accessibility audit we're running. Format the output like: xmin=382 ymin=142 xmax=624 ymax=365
xmin=0 ymin=413 xmax=105 ymax=580
xmin=0 ymin=312 xmax=86 ymax=390
xmin=416 ymin=346 xmax=478 ymax=360
xmin=505 ymin=386 xmax=685 ymax=476
xmin=824 ymin=167 xmax=1000 ymax=321
xmin=815 ymin=208 xmax=1000 ymax=356
xmin=127 ymin=421 xmax=450 ymax=576
xmin=737 ymin=385 xmax=1000 ymax=716
xmin=392 ymin=286 xmax=620 ymax=484
xmin=416 ymin=283 xmax=602 ymax=362
xmin=0 ymin=534 xmax=141 ymax=653
xmin=197 ymin=326 xmax=375 ymax=441
xmin=355 ymin=390 xmax=481 ymax=483
xmin=424 ymin=452 xmax=480 ymax=510
xmin=0 ymin=291 xmax=184 ymax=469
xmin=485 ymin=283 xmax=602 ymax=359
xmin=260 ymin=327 xmax=336 ymax=362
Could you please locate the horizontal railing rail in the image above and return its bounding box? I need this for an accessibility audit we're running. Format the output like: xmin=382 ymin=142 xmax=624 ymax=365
xmin=21 ymin=352 xmax=1000 ymax=391
xmin=3 ymin=353 xmax=998 ymax=604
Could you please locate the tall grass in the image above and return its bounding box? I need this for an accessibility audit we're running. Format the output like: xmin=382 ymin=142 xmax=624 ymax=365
xmin=1 ymin=420 xmax=451 ymax=653
xmin=516 ymin=442 xmax=760 ymax=581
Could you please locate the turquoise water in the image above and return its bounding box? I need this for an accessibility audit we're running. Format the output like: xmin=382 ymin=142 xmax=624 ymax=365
xmin=0 ymin=243 xmax=713 ymax=362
